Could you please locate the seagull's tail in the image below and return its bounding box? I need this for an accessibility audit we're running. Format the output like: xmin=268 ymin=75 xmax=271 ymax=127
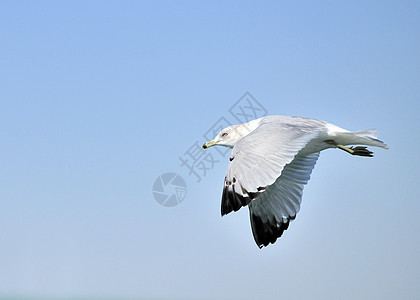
xmin=337 ymin=129 xmax=388 ymax=149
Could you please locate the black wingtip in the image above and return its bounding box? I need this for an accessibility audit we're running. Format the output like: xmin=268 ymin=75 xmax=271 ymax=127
xmin=250 ymin=212 xmax=291 ymax=248
xmin=221 ymin=186 xmax=252 ymax=216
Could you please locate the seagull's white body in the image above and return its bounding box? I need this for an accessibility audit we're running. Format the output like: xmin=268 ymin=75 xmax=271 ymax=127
xmin=202 ymin=115 xmax=388 ymax=248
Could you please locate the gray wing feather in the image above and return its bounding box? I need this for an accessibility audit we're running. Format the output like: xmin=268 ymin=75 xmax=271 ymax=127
xmin=221 ymin=118 xmax=322 ymax=216
xmin=249 ymin=153 xmax=320 ymax=248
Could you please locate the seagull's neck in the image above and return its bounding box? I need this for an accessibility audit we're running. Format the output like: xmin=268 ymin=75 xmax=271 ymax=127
xmin=227 ymin=118 xmax=265 ymax=148
xmin=241 ymin=118 xmax=263 ymax=135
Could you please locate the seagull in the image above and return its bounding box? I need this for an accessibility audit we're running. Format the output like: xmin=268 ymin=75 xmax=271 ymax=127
xmin=202 ymin=115 xmax=388 ymax=248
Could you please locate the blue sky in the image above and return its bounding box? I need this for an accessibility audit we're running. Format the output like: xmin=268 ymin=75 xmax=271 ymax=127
xmin=1 ymin=1 xmax=419 ymax=299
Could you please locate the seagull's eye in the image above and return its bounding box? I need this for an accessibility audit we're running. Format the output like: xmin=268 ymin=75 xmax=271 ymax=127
xmin=221 ymin=132 xmax=228 ymax=138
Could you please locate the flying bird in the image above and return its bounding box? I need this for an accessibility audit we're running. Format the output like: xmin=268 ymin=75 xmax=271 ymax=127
xmin=202 ymin=115 xmax=388 ymax=248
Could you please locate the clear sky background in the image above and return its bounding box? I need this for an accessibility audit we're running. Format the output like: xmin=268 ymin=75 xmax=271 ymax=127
xmin=1 ymin=1 xmax=419 ymax=299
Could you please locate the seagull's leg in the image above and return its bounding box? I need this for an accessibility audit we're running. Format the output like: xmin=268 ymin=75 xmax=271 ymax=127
xmin=324 ymin=140 xmax=373 ymax=157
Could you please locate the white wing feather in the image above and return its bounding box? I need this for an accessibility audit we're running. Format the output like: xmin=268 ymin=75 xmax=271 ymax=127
xmin=248 ymin=153 xmax=320 ymax=248
xmin=221 ymin=117 xmax=324 ymax=215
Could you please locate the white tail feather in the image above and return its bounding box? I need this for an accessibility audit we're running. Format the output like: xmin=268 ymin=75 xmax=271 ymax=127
xmin=336 ymin=129 xmax=388 ymax=149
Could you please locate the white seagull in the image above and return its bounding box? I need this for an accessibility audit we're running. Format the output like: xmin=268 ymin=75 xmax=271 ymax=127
xmin=202 ymin=115 xmax=388 ymax=248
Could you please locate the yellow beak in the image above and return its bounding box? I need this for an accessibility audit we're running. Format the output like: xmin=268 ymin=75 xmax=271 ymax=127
xmin=202 ymin=140 xmax=217 ymax=149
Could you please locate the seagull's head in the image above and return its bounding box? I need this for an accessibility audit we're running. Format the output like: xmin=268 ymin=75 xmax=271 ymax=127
xmin=202 ymin=124 xmax=248 ymax=149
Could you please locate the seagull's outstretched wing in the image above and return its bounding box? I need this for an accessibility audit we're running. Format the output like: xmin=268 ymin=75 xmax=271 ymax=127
xmin=221 ymin=118 xmax=323 ymax=216
xmin=248 ymin=152 xmax=320 ymax=248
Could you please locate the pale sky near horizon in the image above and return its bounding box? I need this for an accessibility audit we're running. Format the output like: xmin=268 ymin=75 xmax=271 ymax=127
xmin=1 ymin=1 xmax=419 ymax=299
